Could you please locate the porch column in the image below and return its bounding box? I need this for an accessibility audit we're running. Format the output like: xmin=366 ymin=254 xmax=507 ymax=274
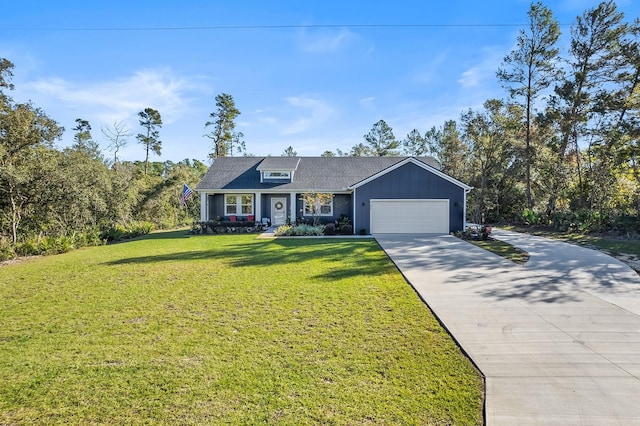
xmin=290 ymin=192 xmax=297 ymax=223
xmin=200 ymin=192 xmax=208 ymax=222
xmin=254 ymin=192 xmax=261 ymax=222
xmin=352 ymin=188 xmax=357 ymax=234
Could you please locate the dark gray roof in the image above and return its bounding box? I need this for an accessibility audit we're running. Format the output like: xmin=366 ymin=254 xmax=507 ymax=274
xmin=256 ymin=157 xmax=301 ymax=171
xmin=196 ymin=156 xmax=442 ymax=191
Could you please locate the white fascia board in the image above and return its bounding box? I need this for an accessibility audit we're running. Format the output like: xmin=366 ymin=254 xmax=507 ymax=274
xmin=348 ymin=157 xmax=473 ymax=191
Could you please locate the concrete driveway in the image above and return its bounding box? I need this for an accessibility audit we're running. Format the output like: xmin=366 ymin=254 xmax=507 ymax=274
xmin=376 ymin=230 xmax=640 ymax=425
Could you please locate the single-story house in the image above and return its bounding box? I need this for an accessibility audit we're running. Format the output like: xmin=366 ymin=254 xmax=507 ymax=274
xmin=195 ymin=156 xmax=472 ymax=234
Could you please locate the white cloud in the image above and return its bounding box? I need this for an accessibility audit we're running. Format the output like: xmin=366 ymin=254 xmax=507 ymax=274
xmin=359 ymin=96 xmax=375 ymax=105
xmin=457 ymin=47 xmax=504 ymax=89
xmin=458 ymin=67 xmax=482 ymax=88
xmin=23 ymin=68 xmax=202 ymax=126
xmin=281 ymin=95 xmax=335 ymax=135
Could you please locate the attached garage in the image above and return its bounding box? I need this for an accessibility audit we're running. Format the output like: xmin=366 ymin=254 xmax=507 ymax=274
xmin=370 ymin=199 xmax=449 ymax=234
xmin=351 ymin=158 xmax=472 ymax=234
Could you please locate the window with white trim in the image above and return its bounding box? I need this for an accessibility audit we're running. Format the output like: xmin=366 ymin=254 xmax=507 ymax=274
xmin=264 ymin=171 xmax=291 ymax=179
xmin=225 ymin=194 xmax=254 ymax=215
xmin=304 ymin=198 xmax=333 ymax=216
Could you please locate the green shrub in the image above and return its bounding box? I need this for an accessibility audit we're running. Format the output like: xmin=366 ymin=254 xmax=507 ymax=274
xmin=1 ymin=229 xmax=106 ymax=261
xmin=522 ymin=208 xmax=540 ymax=225
xmin=324 ymin=223 xmax=336 ymax=235
xmin=298 ymin=224 xmax=324 ymax=236
xmin=275 ymin=224 xmax=323 ymax=236
xmin=16 ymin=239 xmax=41 ymax=256
xmin=0 ymin=242 xmax=15 ymax=261
xmin=274 ymin=225 xmax=293 ymax=236
xmin=102 ymin=221 xmax=155 ymax=242
xmin=293 ymin=225 xmax=308 ymax=236
xmin=340 ymin=224 xmax=353 ymax=235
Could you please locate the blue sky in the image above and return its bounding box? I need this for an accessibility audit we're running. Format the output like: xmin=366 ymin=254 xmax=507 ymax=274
xmin=1 ymin=0 xmax=638 ymax=162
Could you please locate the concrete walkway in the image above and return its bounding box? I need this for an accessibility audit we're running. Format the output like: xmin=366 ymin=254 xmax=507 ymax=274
xmin=376 ymin=231 xmax=640 ymax=425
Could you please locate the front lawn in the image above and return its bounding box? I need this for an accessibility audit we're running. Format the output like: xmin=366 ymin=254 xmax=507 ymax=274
xmin=0 ymin=232 xmax=483 ymax=425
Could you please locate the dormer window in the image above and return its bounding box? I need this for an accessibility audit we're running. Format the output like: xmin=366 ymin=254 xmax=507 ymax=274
xmin=257 ymin=157 xmax=300 ymax=183
xmin=264 ymin=171 xmax=291 ymax=179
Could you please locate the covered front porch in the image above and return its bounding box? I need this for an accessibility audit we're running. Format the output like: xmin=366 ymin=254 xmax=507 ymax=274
xmin=199 ymin=191 xmax=352 ymax=229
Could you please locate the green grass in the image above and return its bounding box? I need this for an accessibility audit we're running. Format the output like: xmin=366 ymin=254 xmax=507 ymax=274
xmin=504 ymin=225 xmax=640 ymax=258
xmin=0 ymin=231 xmax=483 ymax=425
xmin=467 ymin=238 xmax=530 ymax=265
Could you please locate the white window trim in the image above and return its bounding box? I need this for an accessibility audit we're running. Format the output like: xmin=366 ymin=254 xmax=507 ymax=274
xmin=224 ymin=194 xmax=254 ymax=216
xmin=303 ymin=198 xmax=333 ymax=216
xmin=263 ymin=171 xmax=291 ymax=179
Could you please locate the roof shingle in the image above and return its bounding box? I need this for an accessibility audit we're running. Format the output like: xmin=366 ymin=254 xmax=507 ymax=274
xmin=195 ymin=156 xmax=442 ymax=191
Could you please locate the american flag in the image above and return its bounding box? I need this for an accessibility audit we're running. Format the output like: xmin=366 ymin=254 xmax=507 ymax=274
xmin=180 ymin=184 xmax=194 ymax=207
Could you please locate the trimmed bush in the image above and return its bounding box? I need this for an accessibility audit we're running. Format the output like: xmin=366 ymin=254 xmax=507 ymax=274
xmin=324 ymin=223 xmax=336 ymax=235
xmin=274 ymin=225 xmax=293 ymax=236
xmin=274 ymin=224 xmax=324 ymax=236
xmin=340 ymin=224 xmax=353 ymax=235
xmin=194 ymin=220 xmax=263 ymax=235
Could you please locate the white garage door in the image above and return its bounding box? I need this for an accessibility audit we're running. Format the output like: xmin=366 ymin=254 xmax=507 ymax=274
xmin=370 ymin=199 xmax=449 ymax=234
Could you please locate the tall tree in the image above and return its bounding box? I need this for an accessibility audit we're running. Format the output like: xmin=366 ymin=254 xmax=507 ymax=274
xmin=282 ymin=146 xmax=297 ymax=157
xmin=102 ymin=120 xmax=131 ymax=168
xmin=402 ymin=129 xmax=428 ymax=156
xmin=497 ymin=2 xmax=560 ymax=209
xmin=426 ymin=120 xmax=469 ymax=181
xmin=0 ymin=59 xmax=63 ymax=242
xmin=615 ymin=23 xmax=640 ymax=197
xmin=587 ymin=18 xmax=640 ymax=216
xmin=71 ymin=118 xmax=101 ymax=160
xmin=230 ymin=131 xmax=245 ymax=157
xmin=461 ymin=100 xmax=524 ymax=222
xmin=136 ymin=108 xmax=163 ymax=175
xmin=205 ymin=93 xmax=241 ymax=160
xmin=0 ymin=58 xmax=14 ymax=95
xmin=548 ymin=1 xmax=627 ymax=213
xmin=363 ymin=119 xmax=399 ymax=156
xmin=0 ymin=103 xmax=63 ymax=242
xmin=349 ymin=143 xmax=374 ymax=157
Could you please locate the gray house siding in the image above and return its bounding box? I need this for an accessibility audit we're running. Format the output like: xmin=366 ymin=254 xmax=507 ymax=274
xmin=295 ymin=193 xmax=351 ymax=224
xmin=208 ymin=193 xmax=260 ymax=221
xmin=207 ymin=194 xmax=224 ymax=220
xmin=333 ymin=194 xmax=352 ymax=221
xmin=354 ymin=162 xmax=465 ymax=233
xmin=263 ymin=194 xmax=291 ymax=224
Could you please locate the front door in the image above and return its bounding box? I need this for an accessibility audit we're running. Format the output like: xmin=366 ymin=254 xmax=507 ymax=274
xmin=271 ymin=198 xmax=287 ymax=226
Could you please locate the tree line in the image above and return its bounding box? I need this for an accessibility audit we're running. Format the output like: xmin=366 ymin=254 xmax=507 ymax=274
xmin=2 ymin=0 xmax=638 ymax=259
xmin=311 ymin=1 xmax=640 ymax=231
xmin=0 ymin=60 xmax=210 ymax=258
xmin=0 ymin=58 xmax=255 ymax=259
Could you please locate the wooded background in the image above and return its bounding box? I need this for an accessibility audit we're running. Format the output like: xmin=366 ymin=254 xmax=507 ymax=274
xmin=2 ymin=1 xmax=639 ymax=258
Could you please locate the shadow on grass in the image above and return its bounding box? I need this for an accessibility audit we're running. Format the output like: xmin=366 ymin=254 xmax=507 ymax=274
xmin=138 ymin=229 xmax=192 ymax=240
xmin=104 ymin=236 xmax=391 ymax=281
xmin=106 ymin=229 xmax=192 ymax=246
